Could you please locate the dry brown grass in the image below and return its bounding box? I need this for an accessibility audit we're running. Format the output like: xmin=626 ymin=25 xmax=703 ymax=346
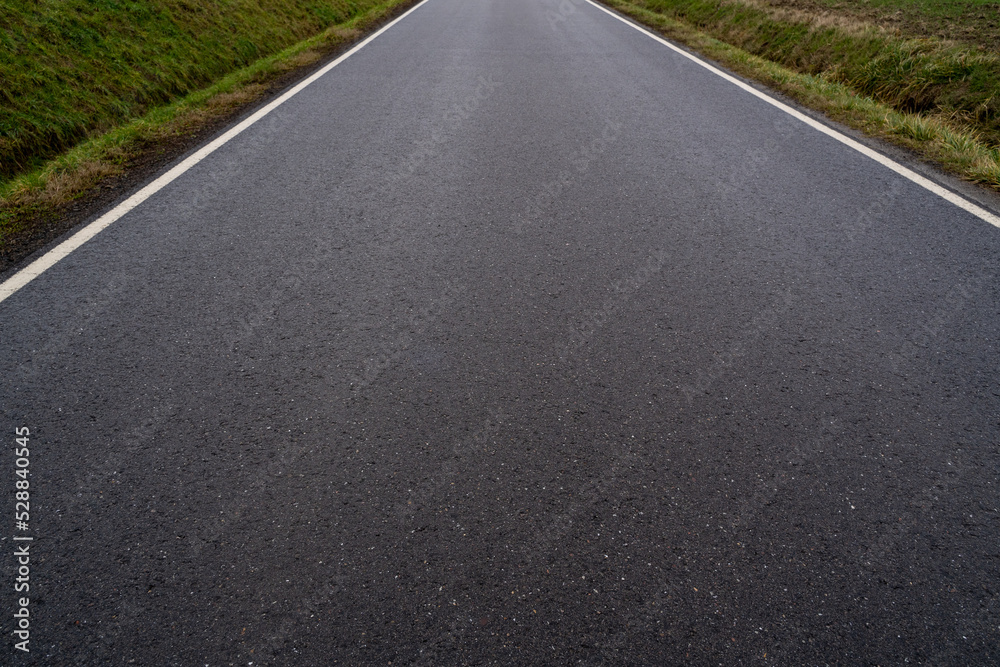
xmin=329 ymin=26 xmax=362 ymax=41
xmin=278 ymin=49 xmax=325 ymax=72
xmin=156 ymin=83 xmax=271 ymax=139
xmin=1 ymin=160 xmax=123 ymax=211
xmin=38 ymin=161 xmax=122 ymax=207
xmin=733 ymin=0 xmax=895 ymax=37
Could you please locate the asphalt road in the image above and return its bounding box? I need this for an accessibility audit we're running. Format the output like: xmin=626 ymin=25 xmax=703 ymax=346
xmin=3 ymin=0 xmax=1000 ymax=663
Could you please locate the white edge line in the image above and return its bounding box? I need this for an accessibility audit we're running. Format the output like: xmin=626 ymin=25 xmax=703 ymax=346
xmin=583 ymin=0 xmax=1000 ymax=230
xmin=0 ymin=0 xmax=432 ymax=305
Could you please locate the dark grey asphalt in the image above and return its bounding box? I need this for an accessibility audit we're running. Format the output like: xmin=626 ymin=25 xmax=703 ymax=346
xmin=3 ymin=0 xmax=1000 ymax=663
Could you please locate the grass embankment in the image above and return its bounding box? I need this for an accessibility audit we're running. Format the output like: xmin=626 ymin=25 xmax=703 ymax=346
xmin=601 ymin=0 xmax=1000 ymax=190
xmin=0 ymin=0 xmax=413 ymax=258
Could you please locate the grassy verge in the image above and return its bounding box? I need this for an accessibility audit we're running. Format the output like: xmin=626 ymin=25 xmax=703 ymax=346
xmin=600 ymin=0 xmax=1000 ymax=191
xmin=0 ymin=0 xmax=415 ymax=258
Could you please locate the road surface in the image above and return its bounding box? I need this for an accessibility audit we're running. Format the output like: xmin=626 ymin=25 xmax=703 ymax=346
xmin=2 ymin=0 xmax=999 ymax=663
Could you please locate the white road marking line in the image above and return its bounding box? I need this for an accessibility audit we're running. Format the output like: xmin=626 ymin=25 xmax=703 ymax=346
xmin=584 ymin=0 xmax=1000 ymax=230
xmin=0 ymin=0 xmax=432 ymax=306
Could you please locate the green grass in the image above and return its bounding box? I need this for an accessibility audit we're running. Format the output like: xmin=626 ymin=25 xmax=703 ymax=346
xmin=0 ymin=0 xmax=413 ymax=254
xmin=0 ymin=0 xmax=377 ymax=181
xmin=602 ymin=0 xmax=1000 ymax=190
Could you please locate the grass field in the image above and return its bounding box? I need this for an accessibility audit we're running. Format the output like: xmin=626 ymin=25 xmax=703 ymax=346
xmin=774 ymin=0 xmax=1000 ymax=51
